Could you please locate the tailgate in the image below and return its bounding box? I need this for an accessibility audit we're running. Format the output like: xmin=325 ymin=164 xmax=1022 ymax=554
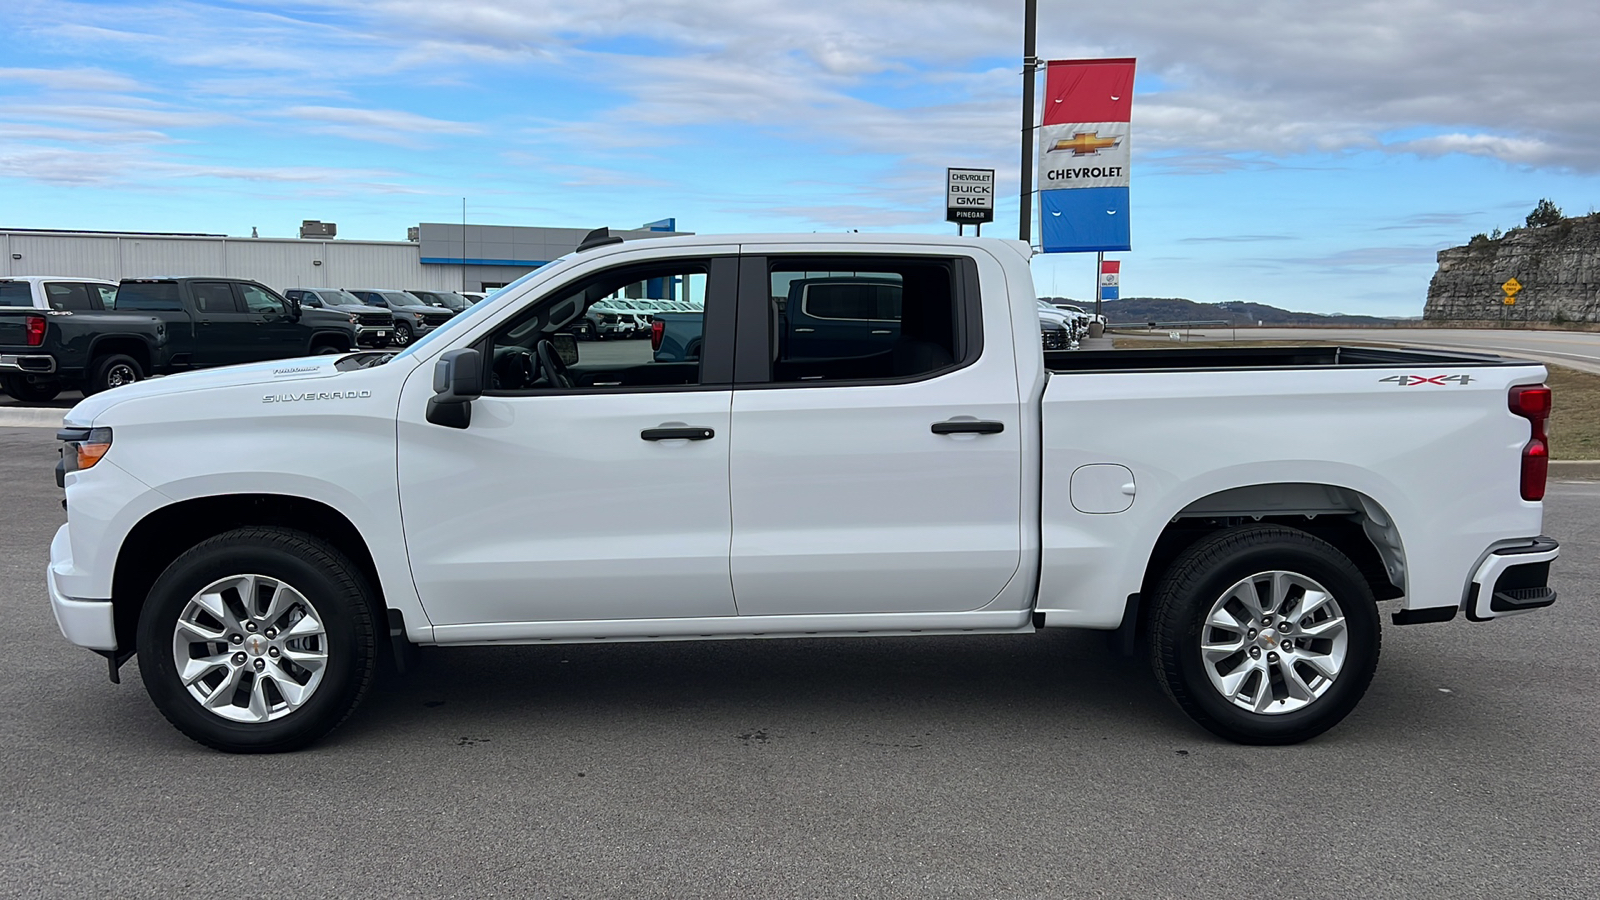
xmin=0 ymin=310 xmax=42 ymax=348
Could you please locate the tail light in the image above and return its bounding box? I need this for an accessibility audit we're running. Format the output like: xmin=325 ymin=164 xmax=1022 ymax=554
xmin=650 ymin=318 xmax=665 ymax=351
xmin=25 ymin=315 xmax=46 ymax=347
xmin=1509 ymin=384 xmax=1552 ymax=501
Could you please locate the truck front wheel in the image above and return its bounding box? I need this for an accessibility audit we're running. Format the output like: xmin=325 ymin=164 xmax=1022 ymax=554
xmin=136 ymin=527 xmax=377 ymax=753
xmin=1148 ymin=525 xmax=1380 ymax=745
xmin=85 ymin=354 xmax=143 ymax=395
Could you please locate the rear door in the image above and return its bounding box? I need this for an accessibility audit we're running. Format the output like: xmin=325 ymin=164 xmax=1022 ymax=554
xmin=727 ymin=249 xmax=1024 ymax=616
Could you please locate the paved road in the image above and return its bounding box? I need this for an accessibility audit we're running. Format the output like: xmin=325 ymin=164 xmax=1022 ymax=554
xmin=2 ymin=427 xmax=1596 ymax=898
xmin=1142 ymin=327 xmax=1600 ymax=375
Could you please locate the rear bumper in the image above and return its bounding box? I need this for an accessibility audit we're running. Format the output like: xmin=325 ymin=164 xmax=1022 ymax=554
xmin=47 ymin=524 xmax=117 ymax=651
xmin=1465 ymin=536 xmax=1559 ymax=621
xmin=1393 ymin=536 xmax=1560 ymax=625
xmin=0 ymin=353 xmax=57 ymax=374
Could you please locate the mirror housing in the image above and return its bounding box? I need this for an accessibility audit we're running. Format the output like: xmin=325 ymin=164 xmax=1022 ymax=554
xmin=426 ymin=348 xmax=482 ymax=429
xmin=287 ymin=296 xmax=302 ymax=321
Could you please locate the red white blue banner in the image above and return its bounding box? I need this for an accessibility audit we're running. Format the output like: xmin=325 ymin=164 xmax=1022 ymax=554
xmin=1099 ymin=259 xmax=1120 ymax=300
xmin=1039 ymin=58 xmax=1135 ymax=253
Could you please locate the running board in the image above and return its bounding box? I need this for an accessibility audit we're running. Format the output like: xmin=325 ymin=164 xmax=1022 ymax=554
xmin=428 ymin=609 xmax=1035 ymax=646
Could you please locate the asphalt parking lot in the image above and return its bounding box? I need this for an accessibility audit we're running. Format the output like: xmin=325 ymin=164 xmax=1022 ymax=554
xmin=2 ymin=425 xmax=1596 ymax=899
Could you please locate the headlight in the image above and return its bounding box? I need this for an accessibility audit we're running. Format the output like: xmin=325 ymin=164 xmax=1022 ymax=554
xmin=58 ymin=427 xmax=113 ymax=474
xmin=348 ymin=314 xmax=360 ymax=324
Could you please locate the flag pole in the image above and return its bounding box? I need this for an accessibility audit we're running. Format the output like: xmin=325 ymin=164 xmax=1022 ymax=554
xmin=1019 ymin=0 xmax=1037 ymax=243
xmin=1095 ymin=251 xmax=1103 ymax=320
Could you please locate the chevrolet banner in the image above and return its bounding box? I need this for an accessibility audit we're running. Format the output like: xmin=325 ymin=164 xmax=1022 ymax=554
xmin=1039 ymin=58 xmax=1136 ymax=253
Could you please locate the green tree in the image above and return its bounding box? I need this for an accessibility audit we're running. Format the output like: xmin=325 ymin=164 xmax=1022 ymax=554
xmin=1526 ymin=198 xmax=1564 ymax=228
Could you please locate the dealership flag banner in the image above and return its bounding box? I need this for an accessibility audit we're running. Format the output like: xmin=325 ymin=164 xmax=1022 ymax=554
xmin=1099 ymin=259 xmax=1120 ymax=300
xmin=1038 ymin=58 xmax=1136 ymax=253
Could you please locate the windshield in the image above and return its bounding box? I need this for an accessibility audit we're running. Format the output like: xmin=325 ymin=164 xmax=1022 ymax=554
xmin=379 ymin=291 xmax=420 ymax=306
xmin=415 ymin=290 xmax=469 ymax=311
xmin=318 ymin=289 xmax=366 ymax=307
xmin=390 ymin=264 xmax=552 ymax=362
xmin=0 ymin=281 xmax=31 ymax=307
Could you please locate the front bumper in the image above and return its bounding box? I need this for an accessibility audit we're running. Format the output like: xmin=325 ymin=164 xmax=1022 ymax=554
xmin=355 ymin=326 xmax=391 ymax=347
xmin=47 ymin=524 xmax=116 ymax=651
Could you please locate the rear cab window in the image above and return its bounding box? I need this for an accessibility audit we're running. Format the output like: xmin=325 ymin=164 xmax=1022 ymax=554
xmin=116 ymin=282 xmax=184 ymax=311
xmin=0 ymin=281 xmax=34 ymax=307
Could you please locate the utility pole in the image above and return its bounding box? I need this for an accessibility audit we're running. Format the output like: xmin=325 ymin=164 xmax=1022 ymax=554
xmin=1019 ymin=0 xmax=1038 ymax=243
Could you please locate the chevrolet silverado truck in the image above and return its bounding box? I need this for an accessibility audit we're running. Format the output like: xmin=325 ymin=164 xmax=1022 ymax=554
xmin=47 ymin=231 xmax=1559 ymax=753
xmin=0 ymin=306 xmax=166 ymax=400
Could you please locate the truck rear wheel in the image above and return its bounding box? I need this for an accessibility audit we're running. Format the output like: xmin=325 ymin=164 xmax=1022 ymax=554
xmin=85 ymin=354 xmax=142 ymax=395
xmin=136 ymin=527 xmax=377 ymax=753
xmin=1 ymin=375 xmax=61 ymax=402
xmin=1148 ymin=525 xmax=1380 ymax=745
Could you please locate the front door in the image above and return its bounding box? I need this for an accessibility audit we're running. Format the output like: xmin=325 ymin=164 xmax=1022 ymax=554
xmin=728 ymin=251 xmax=1024 ymax=616
xmin=238 ymin=283 xmax=306 ymax=359
xmin=188 ymin=281 xmax=256 ymax=366
xmin=396 ymin=253 xmax=741 ymax=631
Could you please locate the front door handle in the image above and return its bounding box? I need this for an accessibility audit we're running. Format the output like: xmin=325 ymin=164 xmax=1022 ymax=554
xmin=931 ymin=420 xmax=1004 ymax=435
xmin=641 ymin=426 xmax=715 ymax=441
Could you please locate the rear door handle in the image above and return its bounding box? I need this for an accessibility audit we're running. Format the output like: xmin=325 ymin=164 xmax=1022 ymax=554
xmin=641 ymin=427 xmax=715 ymax=441
xmin=931 ymin=420 xmax=1004 ymax=435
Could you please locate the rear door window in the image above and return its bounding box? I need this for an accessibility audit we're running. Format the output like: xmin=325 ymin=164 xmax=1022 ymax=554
xmin=88 ymin=284 xmax=117 ymax=310
xmin=192 ymin=282 xmax=241 ymax=313
xmin=43 ymin=282 xmax=93 ymax=311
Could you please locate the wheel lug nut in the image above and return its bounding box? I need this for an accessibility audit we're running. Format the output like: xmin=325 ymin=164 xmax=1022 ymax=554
xmin=264 ymin=628 xmax=277 ymax=639
xmin=245 ymin=622 xmax=257 ymax=633
xmin=230 ymin=634 xmax=243 ymax=645
xmin=1249 ymin=647 xmax=1262 ymax=659
xmin=1268 ymin=652 xmax=1279 ymax=663
xmin=232 ymin=652 xmax=247 ymax=665
xmin=1281 ymin=640 xmax=1293 ymax=651
xmin=1248 ymin=629 xmax=1257 ymax=638
xmin=268 ymin=647 xmax=279 ymax=658
xmin=253 ymin=659 xmax=266 ymax=672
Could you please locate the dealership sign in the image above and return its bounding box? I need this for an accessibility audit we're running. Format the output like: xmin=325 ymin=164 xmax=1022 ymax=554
xmin=947 ymin=168 xmax=995 ymax=224
xmin=1039 ymin=58 xmax=1136 ymax=253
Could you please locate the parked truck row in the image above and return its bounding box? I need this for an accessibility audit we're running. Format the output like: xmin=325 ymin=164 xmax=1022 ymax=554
xmin=0 ymin=277 xmax=477 ymax=400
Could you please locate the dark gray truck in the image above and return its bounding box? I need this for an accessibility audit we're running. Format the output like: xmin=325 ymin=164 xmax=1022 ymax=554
xmin=0 ymin=278 xmax=358 ymax=400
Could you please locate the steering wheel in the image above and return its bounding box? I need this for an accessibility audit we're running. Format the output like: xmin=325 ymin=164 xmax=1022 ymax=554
xmin=535 ymin=340 xmax=575 ymax=390
xmin=491 ymin=348 xmax=539 ymax=390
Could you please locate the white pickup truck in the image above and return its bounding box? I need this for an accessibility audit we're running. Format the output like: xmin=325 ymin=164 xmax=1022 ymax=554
xmin=47 ymin=231 xmax=1560 ymax=753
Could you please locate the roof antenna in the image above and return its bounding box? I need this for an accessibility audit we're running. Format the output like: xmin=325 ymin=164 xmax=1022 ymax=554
xmin=577 ymin=227 xmax=625 ymax=252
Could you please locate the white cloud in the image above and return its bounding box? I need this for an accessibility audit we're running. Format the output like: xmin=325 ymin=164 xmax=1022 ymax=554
xmin=0 ymin=67 xmax=145 ymax=93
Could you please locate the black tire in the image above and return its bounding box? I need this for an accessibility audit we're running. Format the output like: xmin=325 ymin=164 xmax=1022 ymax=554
xmin=1 ymin=375 xmax=61 ymax=402
xmin=1148 ymin=525 xmax=1380 ymax=745
xmin=136 ymin=527 xmax=377 ymax=753
xmin=85 ymin=353 xmax=143 ymax=395
xmin=393 ymin=322 xmax=413 ymax=346
xmin=312 ymin=342 xmax=346 ymax=355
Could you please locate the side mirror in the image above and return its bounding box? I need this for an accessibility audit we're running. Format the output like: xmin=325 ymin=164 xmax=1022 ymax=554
xmin=287 ymin=296 xmax=302 ymax=320
xmin=426 ymin=348 xmax=482 ymax=429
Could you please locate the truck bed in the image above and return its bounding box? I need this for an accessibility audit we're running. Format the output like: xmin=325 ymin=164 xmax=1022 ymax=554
xmin=1045 ymin=344 xmax=1527 ymax=373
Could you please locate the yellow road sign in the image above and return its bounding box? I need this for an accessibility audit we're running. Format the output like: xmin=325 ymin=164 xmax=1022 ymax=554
xmin=1502 ymin=277 xmax=1522 ymax=295
xmin=1503 ymin=296 xmax=1516 ymax=305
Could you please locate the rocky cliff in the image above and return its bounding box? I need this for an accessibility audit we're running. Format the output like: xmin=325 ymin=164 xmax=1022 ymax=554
xmin=1425 ymin=214 xmax=1600 ymax=322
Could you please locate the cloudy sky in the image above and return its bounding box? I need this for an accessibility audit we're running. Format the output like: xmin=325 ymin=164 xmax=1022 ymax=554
xmin=3 ymin=0 xmax=1598 ymax=315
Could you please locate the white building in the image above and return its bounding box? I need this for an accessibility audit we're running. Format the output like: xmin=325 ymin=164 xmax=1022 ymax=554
xmin=0 ymin=219 xmax=680 ymax=294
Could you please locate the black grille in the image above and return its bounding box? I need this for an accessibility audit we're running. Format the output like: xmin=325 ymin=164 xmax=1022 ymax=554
xmin=357 ymin=312 xmax=394 ymax=327
xmin=1041 ymin=329 xmax=1070 ymax=350
xmin=423 ymin=313 xmax=452 ymax=326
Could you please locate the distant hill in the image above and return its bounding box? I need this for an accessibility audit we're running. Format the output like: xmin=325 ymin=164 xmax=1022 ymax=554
xmin=1043 ymin=296 xmax=1405 ymax=327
